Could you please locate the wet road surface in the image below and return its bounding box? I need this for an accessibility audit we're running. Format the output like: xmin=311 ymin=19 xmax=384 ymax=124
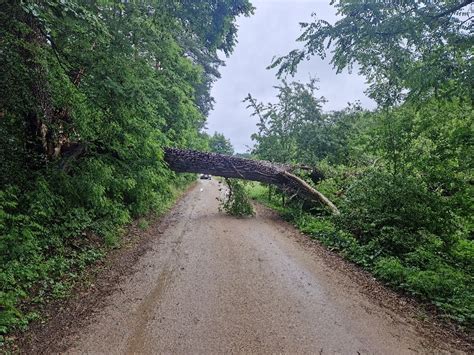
xmin=65 ymin=180 xmax=441 ymax=354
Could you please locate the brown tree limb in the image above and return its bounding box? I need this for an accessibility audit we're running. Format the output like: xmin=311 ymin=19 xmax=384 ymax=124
xmin=164 ymin=148 xmax=340 ymax=215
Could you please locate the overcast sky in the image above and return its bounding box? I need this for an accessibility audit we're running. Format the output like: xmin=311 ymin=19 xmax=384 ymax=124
xmin=206 ymin=0 xmax=376 ymax=153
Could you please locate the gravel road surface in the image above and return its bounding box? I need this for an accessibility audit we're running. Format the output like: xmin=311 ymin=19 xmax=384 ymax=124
xmin=64 ymin=180 xmax=449 ymax=354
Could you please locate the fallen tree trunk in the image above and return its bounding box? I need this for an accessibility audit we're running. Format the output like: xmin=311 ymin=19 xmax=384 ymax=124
xmin=164 ymin=148 xmax=340 ymax=215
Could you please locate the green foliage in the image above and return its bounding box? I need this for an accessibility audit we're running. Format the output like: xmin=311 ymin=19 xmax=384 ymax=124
xmin=339 ymin=170 xmax=456 ymax=252
xmin=207 ymin=131 xmax=235 ymax=155
xmin=246 ymin=81 xmax=366 ymax=166
xmin=247 ymin=0 xmax=473 ymax=328
xmin=375 ymin=255 xmax=473 ymax=324
xmin=0 ymin=0 xmax=252 ymax=336
xmin=245 ymin=79 xmax=326 ymax=164
xmin=374 ymin=257 xmax=408 ymax=286
xmin=219 ymin=179 xmax=255 ymax=217
xmin=270 ymin=0 xmax=473 ymax=104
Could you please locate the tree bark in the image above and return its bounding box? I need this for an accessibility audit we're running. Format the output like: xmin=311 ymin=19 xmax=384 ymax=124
xmin=164 ymin=147 xmax=340 ymax=215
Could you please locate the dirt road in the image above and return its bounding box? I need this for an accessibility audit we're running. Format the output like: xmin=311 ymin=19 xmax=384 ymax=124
xmin=62 ymin=180 xmax=450 ymax=354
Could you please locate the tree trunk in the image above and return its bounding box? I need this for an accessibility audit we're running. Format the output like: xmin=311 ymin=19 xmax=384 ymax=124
xmin=164 ymin=148 xmax=340 ymax=215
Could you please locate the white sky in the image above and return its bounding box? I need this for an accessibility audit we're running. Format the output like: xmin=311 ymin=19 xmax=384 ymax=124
xmin=206 ymin=0 xmax=376 ymax=153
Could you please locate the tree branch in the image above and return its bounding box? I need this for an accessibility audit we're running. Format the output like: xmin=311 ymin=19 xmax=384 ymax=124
xmin=164 ymin=147 xmax=340 ymax=215
xmin=432 ymin=0 xmax=473 ymax=19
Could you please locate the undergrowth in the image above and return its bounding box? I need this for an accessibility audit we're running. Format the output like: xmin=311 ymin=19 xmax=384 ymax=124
xmin=218 ymin=178 xmax=255 ymax=217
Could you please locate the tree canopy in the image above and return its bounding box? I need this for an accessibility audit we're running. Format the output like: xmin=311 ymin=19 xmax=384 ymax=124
xmin=270 ymin=0 xmax=473 ymax=105
xmin=207 ymin=132 xmax=235 ymax=155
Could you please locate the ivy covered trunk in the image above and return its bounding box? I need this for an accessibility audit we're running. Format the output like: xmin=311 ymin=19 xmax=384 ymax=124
xmin=164 ymin=147 xmax=339 ymax=215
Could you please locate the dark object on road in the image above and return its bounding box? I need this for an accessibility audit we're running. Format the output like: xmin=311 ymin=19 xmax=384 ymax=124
xmin=200 ymin=174 xmax=211 ymax=180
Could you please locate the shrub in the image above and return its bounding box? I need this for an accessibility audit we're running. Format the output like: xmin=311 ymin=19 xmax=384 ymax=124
xmin=339 ymin=169 xmax=455 ymax=255
xmin=450 ymin=239 xmax=474 ymax=273
xmin=374 ymin=257 xmax=408 ymax=286
xmin=219 ymin=179 xmax=255 ymax=217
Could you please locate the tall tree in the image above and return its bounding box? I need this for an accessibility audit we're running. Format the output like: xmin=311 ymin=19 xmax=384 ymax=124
xmin=245 ymin=79 xmax=326 ymax=164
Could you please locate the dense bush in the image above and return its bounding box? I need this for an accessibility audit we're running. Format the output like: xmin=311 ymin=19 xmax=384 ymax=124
xmin=339 ymin=169 xmax=457 ymax=253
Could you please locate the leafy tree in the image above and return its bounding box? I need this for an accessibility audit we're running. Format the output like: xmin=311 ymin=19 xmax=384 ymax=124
xmin=270 ymin=0 xmax=473 ymax=105
xmin=246 ymin=79 xmax=365 ymax=166
xmin=208 ymin=132 xmax=235 ymax=155
xmin=172 ymin=0 xmax=255 ymax=115
xmin=245 ymin=79 xmax=326 ymax=164
xmin=248 ymin=0 xmax=474 ymax=325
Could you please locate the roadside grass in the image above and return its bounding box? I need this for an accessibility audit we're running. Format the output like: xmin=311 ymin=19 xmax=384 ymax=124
xmin=246 ymin=182 xmax=474 ymax=330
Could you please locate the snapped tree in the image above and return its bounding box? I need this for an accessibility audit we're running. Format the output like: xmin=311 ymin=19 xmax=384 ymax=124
xmin=164 ymin=147 xmax=340 ymax=215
